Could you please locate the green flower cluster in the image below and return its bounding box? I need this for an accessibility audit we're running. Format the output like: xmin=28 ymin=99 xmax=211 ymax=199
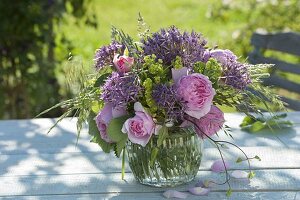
xmin=143 ymin=78 xmax=157 ymax=114
xmin=173 ymin=56 xmax=183 ymax=69
xmin=143 ymin=55 xmax=165 ymax=84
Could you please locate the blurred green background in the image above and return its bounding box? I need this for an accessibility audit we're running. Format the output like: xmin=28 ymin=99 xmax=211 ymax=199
xmin=1 ymin=0 xmax=299 ymax=119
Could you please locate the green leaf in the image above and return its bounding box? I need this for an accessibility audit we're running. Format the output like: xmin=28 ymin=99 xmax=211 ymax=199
xmin=240 ymin=116 xmax=256 ymax=127
xmin=157 ymin=125 xmax=168 ymax=147
xmin=248 ymin=171 xmax=256 ymax=179
xmin=150 ymin=147 xmax=159 ymax=167
xmin=107 ymin=116 xmax=129 ymax=142
xmin=240 ymin=113 xmax=293 ymax=133
xmin=236 ymin=157 xmax=243 ymax=163
xmin=249 ymin=121 xmax=265 ymax=132
xmin=226 ymin=188 xmax=232 ymax=197
xmin=254 ymin=155 xmax=261 ymax=161
xmin=94 ymin=73 xmax=110 ymax=87
xmin=114 ymin=137 xmax=127 ymax=158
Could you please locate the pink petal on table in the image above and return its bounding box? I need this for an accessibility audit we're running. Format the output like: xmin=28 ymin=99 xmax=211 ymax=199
xmin=163 ymin=190 xmax=188 ymax=199
xmin=211 ymin=159 xmax=230 ymax=173
xmin=188 ymin=187 xmax=210 ymax=196
xmin=231 ymin=170 xmax=249 ymax=179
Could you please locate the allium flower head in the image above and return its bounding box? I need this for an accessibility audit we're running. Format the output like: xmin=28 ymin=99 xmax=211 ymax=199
xmin=101 ymin=72 xmax=140 ymax=107
xmin=222 ymin=62 xmax=251 ymax=90
xmin=94 ymin=41 xmax=124 ymax=70
xmin=142 ymin=26 xmax=207 ymax=68
xmin=209 ymin=49 xmax=251 ymax=90
xmin=152 ymin=84 xmax=185 ymax=121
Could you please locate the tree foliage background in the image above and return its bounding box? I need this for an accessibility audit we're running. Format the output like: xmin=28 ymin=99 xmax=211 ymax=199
xmin=0 ymin=0 xmax=299 ymax=119
xmin=0 ymin=0 xmax=96 ymax=119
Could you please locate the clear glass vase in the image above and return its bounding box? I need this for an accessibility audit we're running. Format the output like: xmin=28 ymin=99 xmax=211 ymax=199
xmin=126 ymin=126 xmax=203 ymax=187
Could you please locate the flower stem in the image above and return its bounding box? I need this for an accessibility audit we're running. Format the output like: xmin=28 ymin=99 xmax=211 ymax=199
xmin=122 ymin=147 xmax=126 ymax=180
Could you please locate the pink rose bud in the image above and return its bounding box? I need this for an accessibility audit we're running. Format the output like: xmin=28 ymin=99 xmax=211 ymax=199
xmin=95 ymin=103 xmax=127 ymax=143
xmin=176 ymin=73 xmax=215 ymax=119
xmin=122 ymin=102 xmax=155 ymax=147
xmin=113 ymin=54 xmax=134 ymax=73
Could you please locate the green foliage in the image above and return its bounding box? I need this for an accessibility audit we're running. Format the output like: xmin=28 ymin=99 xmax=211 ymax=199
xmin=0 ymin=0 xmax=96 ymax=119
xmin=143 ymin=78 xmax=158 ymax=113
xmin=107 ymin=116 xmax=129 ymax=142
xmin=157 ymin=125 xmax=169 ymax=147
xmin=107 ymin=116 xmax=129 ymax=157
xmin=248 ymin=171 xmax=256 ymax=179
xmin=194 ymin=58 xmax=222 ymax=87
xmin=226 ymin=188 xmax=232 ymax=197
xmin=240 ymin=114 xmax=293 ymax=133
xmin=173 ymin=56 xmax=183 ymax=69
xmin=208 ymin=0 xmax=300 ymax=58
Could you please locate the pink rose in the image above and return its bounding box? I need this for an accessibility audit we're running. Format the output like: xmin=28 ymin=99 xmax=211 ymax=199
xmin=113 ymin=54 xmax=134 ymax=73
xmin=193 ymin=105 xmax=225 ymax=138
xmin=176 ymin=73 xmax=215 ymax=119
xmin=122 ymin=102 xmax=157 ymax=147
xmin=95 ymin=103 xmax=127 ymax=143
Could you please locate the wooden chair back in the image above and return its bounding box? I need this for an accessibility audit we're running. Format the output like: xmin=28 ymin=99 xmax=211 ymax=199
xmin=249 ymin=32 xmax=300 ymax=110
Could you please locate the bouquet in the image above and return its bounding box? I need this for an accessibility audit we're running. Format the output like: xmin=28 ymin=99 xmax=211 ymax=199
xmin=41 ymin=17 xmax=289 ymax=196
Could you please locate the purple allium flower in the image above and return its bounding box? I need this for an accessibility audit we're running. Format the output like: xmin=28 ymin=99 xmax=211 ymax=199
xmin=142 ymin=26 xmax=207 ymax=68
xmin=222 ymin=62 xmax=251 ymax=90
xmin=208 ymin=49 xmax=251 ymax=90
xmin=94 ymin=41 xmax=124 ymax=70
xmin=152 ymin=84 xmax=185 ymax=121
xmin=101 ymin=72 xmax=140 ymax=107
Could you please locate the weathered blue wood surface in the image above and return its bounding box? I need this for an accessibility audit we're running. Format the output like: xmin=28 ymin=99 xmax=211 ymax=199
xmin=0 ymin=113 xmax=299 ymax=199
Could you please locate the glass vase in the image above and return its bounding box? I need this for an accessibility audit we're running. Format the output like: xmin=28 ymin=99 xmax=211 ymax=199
xmin=126 ymin=126 xmax=203 ymax=187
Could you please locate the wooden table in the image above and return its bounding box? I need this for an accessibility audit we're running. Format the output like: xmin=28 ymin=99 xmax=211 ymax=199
xmin=0 ymin=112 xmax=299 ymax=199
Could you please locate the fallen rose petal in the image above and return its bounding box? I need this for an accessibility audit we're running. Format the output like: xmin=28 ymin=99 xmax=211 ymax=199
xmin=231 ymin=170 xmax=249 ymax=179
xmin=211 ymin=159 xmax=230 ymax=173
xmin=163 ymin=190 xmax=188 ymax=199
xmin=188 ymin=187 xmax=210 ymax=196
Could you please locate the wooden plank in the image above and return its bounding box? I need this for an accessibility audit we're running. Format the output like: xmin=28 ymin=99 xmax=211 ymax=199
xmin=263 ymin=75 xmax=300 ymax=94
xmin=248 ymin=53 xmax=300 ymax=74
xmin=1 ymin=147 xmax=300 ymax=176
xmin=0 ymin=169 xmax=299 ymax=196
xmin=0 ymin=191 xmax=299 ymax=200
xmin=281 ymin=97 xmax=300 ymax=111
xmin=251 ymin=32 xmax=300 ymax=56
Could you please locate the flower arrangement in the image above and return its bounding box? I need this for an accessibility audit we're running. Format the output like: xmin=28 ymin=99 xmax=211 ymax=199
xmin=41 ymin=16 xmax=291 ymax=196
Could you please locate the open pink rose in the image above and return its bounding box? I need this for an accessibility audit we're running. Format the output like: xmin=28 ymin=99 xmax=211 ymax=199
xmin=122 ymin=102 xmax=156 ymax=147
xmin=113 ymin=54 xmax=134 ymax=73
xmin=95 ymin=103 xmax=127 ymax=143
xmin=193 ymin=105 xmax=225 ymax=138
xmin=176 ymin=73 xmax=215 ymax=119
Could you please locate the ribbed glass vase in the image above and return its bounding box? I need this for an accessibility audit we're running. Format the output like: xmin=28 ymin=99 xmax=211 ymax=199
xmin=126 ymin=126 xmax=203 ymax=187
